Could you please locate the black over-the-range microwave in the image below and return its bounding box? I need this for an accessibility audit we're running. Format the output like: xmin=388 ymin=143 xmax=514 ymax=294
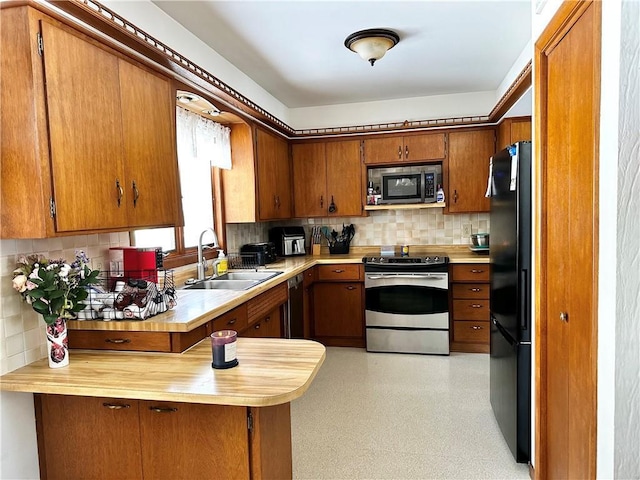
xmin=380 ymin=165 xmax=442 ymax=204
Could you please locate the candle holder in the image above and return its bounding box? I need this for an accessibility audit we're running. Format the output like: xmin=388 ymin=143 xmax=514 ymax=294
xmin=210 ymin=330 xmax=239 ymax=369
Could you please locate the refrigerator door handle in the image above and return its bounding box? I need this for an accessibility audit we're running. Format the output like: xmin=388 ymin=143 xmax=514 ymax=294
xmin=520 ymin=269 xmax=528 ymax=331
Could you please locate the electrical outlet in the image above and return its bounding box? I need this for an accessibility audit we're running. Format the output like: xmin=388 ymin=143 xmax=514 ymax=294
xmin=462 ymin=224 xmax=472 ymax=236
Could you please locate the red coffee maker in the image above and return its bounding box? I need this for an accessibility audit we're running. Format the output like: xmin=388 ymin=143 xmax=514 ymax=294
xmin=109 ymin=247 xmax=163 ymax=287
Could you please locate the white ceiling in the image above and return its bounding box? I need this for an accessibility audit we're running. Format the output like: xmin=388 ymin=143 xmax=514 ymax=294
xmin=153 ymin=1 xmax=531 ymax=110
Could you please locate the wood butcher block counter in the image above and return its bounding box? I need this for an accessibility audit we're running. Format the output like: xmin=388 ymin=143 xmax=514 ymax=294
xmin=0 ymin=338 xmax=326 ymax=480
xmin=0 ymin=338 xmax=326 ymax=406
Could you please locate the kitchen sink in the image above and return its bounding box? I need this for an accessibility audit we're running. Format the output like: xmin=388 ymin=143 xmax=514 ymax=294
xmin=183 ymin=271 xmax=283 ymax=290
xmin=216 ymin=271 xmax=283 ymax=282
xmin=184 ymin=279 xmax=260 ymax=290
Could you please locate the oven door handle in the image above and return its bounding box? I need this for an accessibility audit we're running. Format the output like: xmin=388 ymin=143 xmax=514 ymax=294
xmin=366 ymin=273 xmax=447 ymax=280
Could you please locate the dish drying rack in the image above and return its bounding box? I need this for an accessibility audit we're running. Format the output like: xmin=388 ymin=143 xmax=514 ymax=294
xmin=77 ymin=270 xmax=177 ymax=321
xmin=227 ymin=252 xmax=263 ymax=270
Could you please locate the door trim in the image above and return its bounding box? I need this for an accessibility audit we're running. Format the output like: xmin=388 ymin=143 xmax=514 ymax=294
xmin=534 ymin=1 xmax=601 ymax=478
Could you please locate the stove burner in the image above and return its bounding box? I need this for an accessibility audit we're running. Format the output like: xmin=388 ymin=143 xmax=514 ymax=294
xmin=362 ymin=254 xmax=448 ymax=265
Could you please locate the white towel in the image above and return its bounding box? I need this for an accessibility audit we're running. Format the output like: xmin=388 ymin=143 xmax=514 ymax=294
xmin=485 ymin=157 xmax=494 ymax=197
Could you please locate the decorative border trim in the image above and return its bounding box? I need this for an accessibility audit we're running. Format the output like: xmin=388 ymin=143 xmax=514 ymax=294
xmin=46 ymin=0 xmax=529 ymax=138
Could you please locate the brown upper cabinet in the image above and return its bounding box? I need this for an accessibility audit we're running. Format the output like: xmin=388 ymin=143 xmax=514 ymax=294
xmin=447 ymin=129 xmax=495 ymax=213
xmin=292 ymin=140 xmax=363 ymax=217
xmin=223 ymin=125 xmax=291 ymax=223
xmin=496 ymin=116 xmax=532 ymax=151
xmin=0 ymin=8 xmax=180 ymax=238
xmin=363 ymin=133 xmax=446 ymax=165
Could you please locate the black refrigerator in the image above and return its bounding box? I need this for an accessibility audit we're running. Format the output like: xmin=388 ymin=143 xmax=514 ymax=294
xmin=489 ymin=141 xmax=531 ymax=463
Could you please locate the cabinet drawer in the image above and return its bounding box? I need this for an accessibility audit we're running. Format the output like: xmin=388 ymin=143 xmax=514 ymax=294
xmin=451 ymin=264 xmax=490 ymax=282
xmin=453 ymin=321 xmax=490 ymax=344
xmin=316 ymin=264 xmax=363 ymax=281
xmin=452 ymin=283 xmax=490 ymax=299
xmin=68 ymin=330 xmax=172 ymax=352
xmin=209 ymin=304 xmax=248 ymax=334
xmin=242 ymin=307 xmax=281 ymax=338
xmin=452 ymin=299 xmax=490 ymax=321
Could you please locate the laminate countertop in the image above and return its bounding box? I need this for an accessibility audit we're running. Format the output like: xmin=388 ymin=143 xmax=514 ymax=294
xmin=66 ymin=246 xmax=489 ymax=334
xmin=0 ymin=338 xmax=326 ymax=407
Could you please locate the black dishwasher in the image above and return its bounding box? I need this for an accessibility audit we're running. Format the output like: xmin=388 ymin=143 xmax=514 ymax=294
xmin=286 ymin=274 xmax=304 ymax=338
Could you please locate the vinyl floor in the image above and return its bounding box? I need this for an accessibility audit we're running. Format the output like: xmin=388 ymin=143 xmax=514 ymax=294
xmin=290 ymin=347 xmax=531 ymax=480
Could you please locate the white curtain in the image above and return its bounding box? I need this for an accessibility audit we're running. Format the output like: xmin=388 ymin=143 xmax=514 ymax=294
xmin=176 ymin=106 xmax=232 ymax=169
xmin=176 ymin=107 xmax=231 ymax=247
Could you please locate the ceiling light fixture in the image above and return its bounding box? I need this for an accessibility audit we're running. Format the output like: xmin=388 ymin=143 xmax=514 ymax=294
xmin=177 ymin=93 xmax=199 ymax=104
xmin=202 ymin=108 xmax=221 ymax=117
xmin=344 ymin=28 xmax=400 ymax=66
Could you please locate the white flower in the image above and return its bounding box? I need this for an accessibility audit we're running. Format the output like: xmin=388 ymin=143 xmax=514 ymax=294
xmin=29 ymin=267 xmax=40 ymax=279
xmin=59 ymin=264 xmax=71 ymax=278
xmin=12 ymin=275 xmax=28 ymax=293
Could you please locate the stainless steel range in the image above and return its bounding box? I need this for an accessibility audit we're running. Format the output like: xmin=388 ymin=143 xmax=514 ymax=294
xmin=363 ymin=255 xmax=450 ymax=355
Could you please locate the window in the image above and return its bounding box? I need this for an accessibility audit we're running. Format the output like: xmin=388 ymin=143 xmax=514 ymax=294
xmin=133 ymin=106 xmax=232 ymax=267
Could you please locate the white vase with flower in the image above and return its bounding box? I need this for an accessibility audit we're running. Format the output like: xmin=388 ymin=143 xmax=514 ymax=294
xmin=12 ymin=251 xmax=100 ymax=368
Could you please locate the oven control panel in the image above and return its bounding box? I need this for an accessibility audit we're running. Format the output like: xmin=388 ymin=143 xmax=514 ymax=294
xmin=362 ymin=255 xmax=448 ymax=265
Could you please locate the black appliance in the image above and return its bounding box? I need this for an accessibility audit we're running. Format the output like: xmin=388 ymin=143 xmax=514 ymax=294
xmin=380 ymin=173 xmax=424 ymax=204
xmin=239 ymin=242 xmax=277 ymax=265
xmin=363 ymin=255 xmax=450 ymax=355
xmin=489 ymin=141 xmax=532 ymax=463
xmin=269 ymin=226 xmax=306 ymax=257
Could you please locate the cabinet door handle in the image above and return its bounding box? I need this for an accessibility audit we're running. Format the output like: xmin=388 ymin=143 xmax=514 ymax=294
xmin=470 ymin=288 xmax=481 ymax=292
xmin=405 ymin=145 xmax=409 ymax=159
xmin=320 ymin=195 xmax=324 ymax=208
xmin=265 ymin=316 xmax=271 ymax=322
xmin=105 ymin=338 xmax=131 ymax=344
xmin=346 ymin=285 xmax=356 ymax=291
xmin=470 ymin=269 xmax=484 ymax=274
xmin=470 ymin=304 xmax=482 ymax=308
xmin=254 ymin=323 xmax=261 ymax=329
xmin=149 ymin=406 xmax=178 ymax=413
xmin=471 ymin=325 xmax=484 ymax=330
xmin=397 ymin=146 xmax=402 ymax=159
xmin=116 ymin=178 xmax=123 ymax=207
xmin=560 ymin=312 xmax=569 ymax=323
xmin=103 ymin=402 xmax=130 ymax=410
xmin=132 ymin=181 xmax=139 ymax=207
xmin=226 ymin=318 xmax=237 ymax=325
xmin=333 ymin=269 xmax=345 ymax=273
xmin=454 ymin=189 xmax=458 ymax=203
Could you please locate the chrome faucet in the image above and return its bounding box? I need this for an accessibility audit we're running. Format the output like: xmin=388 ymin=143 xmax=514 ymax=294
xmin=197 ymin=228 xmax=220 ymax=281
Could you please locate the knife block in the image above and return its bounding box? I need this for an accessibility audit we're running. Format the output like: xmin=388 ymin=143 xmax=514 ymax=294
xmin=312 ymin=244 xmax=321 ymax=256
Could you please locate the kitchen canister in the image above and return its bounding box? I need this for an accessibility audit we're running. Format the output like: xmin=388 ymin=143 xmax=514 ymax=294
xmin=210 ymin=330 xmax=239 ymax=369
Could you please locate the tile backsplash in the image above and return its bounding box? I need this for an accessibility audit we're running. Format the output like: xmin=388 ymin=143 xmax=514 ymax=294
xmin=0 ymin=233 xmax=130 ymax=375
xmin=226 ymin=209 xmax=489 ymax=252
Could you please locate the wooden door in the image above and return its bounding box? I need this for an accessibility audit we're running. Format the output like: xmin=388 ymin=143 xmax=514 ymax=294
xmin=292 ymin=142 xmax=327 ymax=217
xmin=447 ymin=129 xmax=495 ymax=213
xmin=510 ymin=119 xmax=532 ymax=144
xmin=119 ymin=60 xmax=180 ymax=228
xmin=403 ymin=133 xmax=446 ymax=162
xmin=255 ymin=128 xmax=279 ymax=220
xmin=40 ymin=20 xmax=127 ymax=232
xmin=326 ymin=140 xmax=363 ymax=216
xmin=313 ymin=283 xmax=363 ymax=338
xmin=36 ymin=395 xmax=143 ymax=479
xmin=535 ymin=2 xmax=600 ymax=478
xmin=363 ymin=136 xmax=403 ymax=164
xmin=139 ymin=401 xmax=250 ymax=479
xmin=273 ymin=133 xmax=292 ymax=218
xmin=256 ymin=128 xmax=290 ymax=220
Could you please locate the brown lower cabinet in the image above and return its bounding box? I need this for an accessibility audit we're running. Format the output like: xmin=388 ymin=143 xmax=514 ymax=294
xmin=450 ymin=264 xmax=490 ymax=353
xmin=311 ymin=265 xmax=365 ymax=348
xmin=68 ymin=284 xmax=287 ymax=352
xmin=35 ymin=394 xmax=291 ymax=480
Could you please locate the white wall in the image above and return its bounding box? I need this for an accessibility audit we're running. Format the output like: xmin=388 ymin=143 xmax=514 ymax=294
xmin=0 ymin=393 xmax=39 ymax=480
xmin=288 ymin=90 xmax=496 ymax=131
xmin=614 ymin=2 xmax=640 ymax=478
